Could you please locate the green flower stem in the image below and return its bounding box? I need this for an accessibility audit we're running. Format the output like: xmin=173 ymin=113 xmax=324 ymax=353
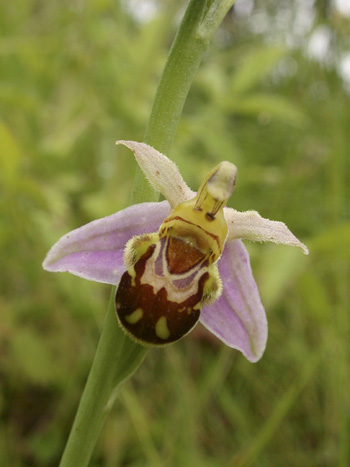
xmin=132 ymin=0 xmax=236 ymax=204
xmin=60 ymin=290 xmax=147 ymax=467
xmin=60 ymin=1 xmax=236 ymax=466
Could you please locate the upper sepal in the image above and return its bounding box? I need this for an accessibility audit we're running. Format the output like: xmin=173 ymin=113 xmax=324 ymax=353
xmin=116 ymin=141 xmax=195 ymax=208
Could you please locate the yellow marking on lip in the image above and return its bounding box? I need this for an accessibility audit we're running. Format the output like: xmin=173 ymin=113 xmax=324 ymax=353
xmin=125 ymin=308 xmax=144 ymax=324
xmin=155 ymin=316 xmax=170 ymax=340
xmin=128 ymin=266 xmax=137 ymax=287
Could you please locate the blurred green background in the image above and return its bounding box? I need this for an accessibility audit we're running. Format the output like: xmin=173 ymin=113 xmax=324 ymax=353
xmin=1 ymin=0 xmax=349 ymax=465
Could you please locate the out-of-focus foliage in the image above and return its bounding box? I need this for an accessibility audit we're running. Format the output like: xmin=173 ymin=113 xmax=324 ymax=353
xmin=0 ymin=0 xmax=349 ymax=465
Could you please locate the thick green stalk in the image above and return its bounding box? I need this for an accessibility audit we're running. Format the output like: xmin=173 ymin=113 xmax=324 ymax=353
xmin=60 ymin=291 xmax=147 ymax=467
xmin=132 ymin=0 xmax=236 ymax=204
xmin=131 ymin=0 xmax=209 ymax=204
xmin=144 ymin=0 xmax=208 ymax=154
xmin=59 ymin=1 xmax=236 ymax=466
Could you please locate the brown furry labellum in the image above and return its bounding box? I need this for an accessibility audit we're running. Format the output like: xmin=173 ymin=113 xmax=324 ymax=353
xmin=115 ymin=162 xmax=237 ymax=345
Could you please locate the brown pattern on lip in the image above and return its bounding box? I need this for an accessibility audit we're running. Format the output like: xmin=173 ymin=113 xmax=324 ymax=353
xmin=115 ymin=245 xmax=209 ymax=345
xmin=166 ymin=237 xmax=205 ymax=274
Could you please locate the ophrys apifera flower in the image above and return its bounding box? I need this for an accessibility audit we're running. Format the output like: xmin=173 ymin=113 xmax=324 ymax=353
xmin=43 ymin=141 xmax=308 ymax=362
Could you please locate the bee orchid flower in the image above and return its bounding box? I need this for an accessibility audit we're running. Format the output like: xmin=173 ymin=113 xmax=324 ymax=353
xmin=43 ymin=141 xmax=308 ymax=362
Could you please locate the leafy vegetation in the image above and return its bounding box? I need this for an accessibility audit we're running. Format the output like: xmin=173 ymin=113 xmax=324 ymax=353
xmin=1 ymin=0 xmax=349 ymax=465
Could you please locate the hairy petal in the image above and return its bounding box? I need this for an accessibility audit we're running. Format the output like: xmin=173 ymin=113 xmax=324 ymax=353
xmin=200 ymin=240 xmax=267 ymax=362
xmin=42 ymin=201 xmax=170 ymax=284
xmin=116 ymin=140 xmax=195 ymax=208
xmin=225 ymin=208 xmax=309 ymax=255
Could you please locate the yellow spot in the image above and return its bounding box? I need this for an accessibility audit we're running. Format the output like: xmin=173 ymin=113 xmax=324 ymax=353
xmin=155 ymin=316 xmax=170 ymax=340
xmin=128 ymin=266 xmax=137 ymax=287
xmin=125 ymin=308 xmax=143 ymax=324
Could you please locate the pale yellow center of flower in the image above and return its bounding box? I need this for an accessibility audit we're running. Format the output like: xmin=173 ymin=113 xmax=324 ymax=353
xmin=160 ymin=161 xmax=237 ymax=261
